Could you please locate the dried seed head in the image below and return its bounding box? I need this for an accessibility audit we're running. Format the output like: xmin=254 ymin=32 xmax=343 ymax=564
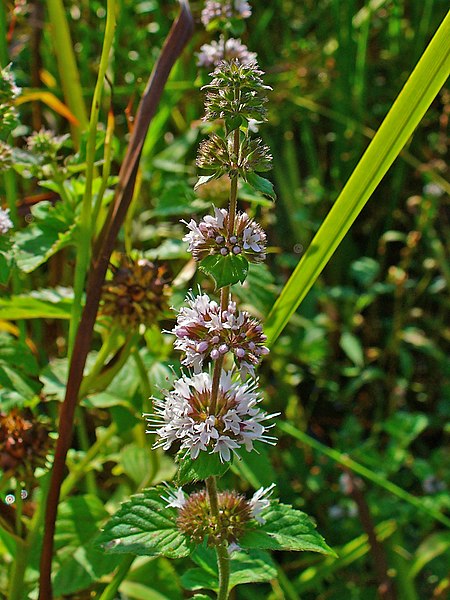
xmin=101 ymin=255 xmax=171 ymax=329
xmin=0 ymin=409 xmax=53 ymax=477
xmin=177 ymin=489 xmax=252 ymax=545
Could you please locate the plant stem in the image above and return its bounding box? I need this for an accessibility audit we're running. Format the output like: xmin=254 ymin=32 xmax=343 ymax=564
xmin=68 ymin=0 xmax=117 ymax=359
xmin=98 ymin=555 xmax=135 ymax=600
xmin=228 ymin=129 xmax=240 ymax=234
xmin=206 ymin=476 xmax=230 ymax=600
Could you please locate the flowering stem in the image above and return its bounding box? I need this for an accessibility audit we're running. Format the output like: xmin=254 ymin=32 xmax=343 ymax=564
xmin=206 ymin=476 xmax=230 ymax=600
xmin=228 ymin=128 xmax=240 ymax=234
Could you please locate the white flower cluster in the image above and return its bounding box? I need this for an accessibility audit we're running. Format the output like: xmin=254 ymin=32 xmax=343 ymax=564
xmin=201 ymin=1 xmax=252 ymax=27
xmin=0 ymin=207 xmax=13 ymax=234
xmin=197 ymin=36 xmax=257 ymax=68
xmin=183 ymin=206 xmax=267 ymax=263
xmin=172 ymin=291 xmax=269 ymax=376
xmin=145 ymin=371 xmax=277 ymax=462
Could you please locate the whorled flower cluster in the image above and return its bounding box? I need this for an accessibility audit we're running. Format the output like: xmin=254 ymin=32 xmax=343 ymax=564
xmin=101 ymin=255 xmax=170 ymax=329
xmin=145 ymin=371 xmax=277 ymax=462
xmin=203 ymin=60 xmax=271 ymax=125
xmin=162 ymin=483 xmax=275 ymax=546
xmin=0 ymin=207 xmax=13 ymax=234
xmin=26 ymin=128 xmax=69 ymax=160
xmin=197 ymin=134 xmax=272 ymax=179
xmin=0 ymin=65 xmax=20 ymax=139
xmin=197 ymin=36 xmax=257 ymax=68
xmin=201 ymin=0 xmax=251 ymax=27
xmin=183 ymin=206 xmax=267 ymax=264
xmin=172 ymin=291 xmax=269 ymax=376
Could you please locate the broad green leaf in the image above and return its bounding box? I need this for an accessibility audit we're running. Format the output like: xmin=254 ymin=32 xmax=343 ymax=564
xmin=120 ymin=443 xmax=155 ymax=486
xmin=264 ymin=14 xmax=450 ymax=345
xmin=96 ymin=486 xmax=192 ymax=558
xmin=240 ymin=502 xmax=335 ymax=555
xmin=176 ymin=451 xmax=232 ymax=485
xmin=122 ymin=556 xmax=182 ymax=600
xmin=245 ymin=172 xmax=276 ymax=200
xmin=183 ymin=545 xmax=276 ymax=591
xmin=199 ymin=253 xmax=248 ymax=288
xmin=0 ymin=288 xmax=73 ymax=320
xmin=14 ymin=201 xmax=77 ymax=273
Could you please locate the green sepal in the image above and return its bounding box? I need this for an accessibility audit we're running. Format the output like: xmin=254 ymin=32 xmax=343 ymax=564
xmin=176 ymin=450 xmax=232 ymax=485
xmin=240 ymin=502 xmax=336 ymax=556
xmin=95 ymin=486 xmax=192 ymax=559
xmin=182 ymin=544 xmax=277 ymax=592
xmin=245 ymin=172 xmax=276 ymax=200
xmin=224 ymin=114 xmax=243 ymax=136
xmin=199 ymin=253 xmax=249 ymax=289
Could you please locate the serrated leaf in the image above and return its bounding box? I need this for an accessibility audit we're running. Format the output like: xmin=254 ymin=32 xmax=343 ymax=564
xmin=240 ymin=502 xmax=336 ymax=556
xmin=96 ymin=486 xmax=192 ymax=558
xmin=199 ymin=253 xmax=248 ymax=288
xmin=176 ymin=451 xmax=232 ymax=485
xmin=183 ymin=545 xmax=276 ymax=592
xmin=245 ymin=172 xmax=276 ymax=200
xmin=14 ymin=200 xmax=77 ymax=273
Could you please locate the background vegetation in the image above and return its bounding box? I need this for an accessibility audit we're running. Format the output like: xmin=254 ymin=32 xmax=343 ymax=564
xmin=0 ymin=1 xmax=449 ymax=598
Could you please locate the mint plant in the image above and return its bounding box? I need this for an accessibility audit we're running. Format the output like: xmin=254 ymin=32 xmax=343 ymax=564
xmin=98 ymin=20 xmax=334 ymax=599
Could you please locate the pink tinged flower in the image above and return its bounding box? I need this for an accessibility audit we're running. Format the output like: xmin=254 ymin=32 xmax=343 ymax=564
xmin=162 ymin=486 xmax=187 ymax=509
xmin=0 ymin=207 xmax=13 ymax=234
xmin=196 ymin=36 xmax=257 ymax=68
xmin=249 ymin=483 xmax=276 ymax=523
xmin=144 ymin=370 xmax=277 ymax=463
xmin=182 ymin=207 xmax=266 ymax=264
xmin=172 ymin=291 xmax=269 ymax=377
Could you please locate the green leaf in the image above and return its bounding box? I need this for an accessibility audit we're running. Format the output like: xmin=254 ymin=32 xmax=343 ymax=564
xmin=96 ymin=486 xmax=192 ymax=558
xmin=176 ymin=451 xmax=232 ymax=485
xmin=245 ymin=172 xmax=276 ymax=200
xmin=0 ymin=332 xmax=41 ymax=402
xmin=240 ymin=502 xmax=336 ymax=555
xmin=14 ymin=200 xmax=77 ymax=273
xmin=0 ymin=288 xmax=73 ymax=320
xmin=410 ymin=532 xmax=450 ymax=578
xmin=199 ymin=253 xmax=248 ymax=288
xmin=224 ymin=114 xmax=242 ymax=136
xmin=194 ymin=174 xmax=219 ymax=190
xmin=340 ymin=331 xmax=364 ymax=368
xmin=183 ymin=545 xmax=276 ymax=592
xmin=264 ymin=14 xmax=450 ymax=345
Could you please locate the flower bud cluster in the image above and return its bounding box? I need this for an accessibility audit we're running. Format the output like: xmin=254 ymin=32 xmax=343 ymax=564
xmin=203 ymin=60 xmax=271 ymax=125
xmin=0 ymin=66 xmax=20 ymax=139
xmin=183 ymin=206 xmax=267 ymax=263
xmin=197 ymin=133 xmax=272 ymax=179
xmin=172 ymin=291 xmax=269 ymax=376
xmin=163 ymin=483 xmax=275 ymax=545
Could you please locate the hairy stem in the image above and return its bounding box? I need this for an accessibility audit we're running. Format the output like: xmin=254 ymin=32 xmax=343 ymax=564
xmin=206 ymin=476 xmax=230 ymax=600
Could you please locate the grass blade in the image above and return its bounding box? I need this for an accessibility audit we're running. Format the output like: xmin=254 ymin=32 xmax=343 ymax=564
xmin=265 ymin=11 xmax=450 ymax=345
